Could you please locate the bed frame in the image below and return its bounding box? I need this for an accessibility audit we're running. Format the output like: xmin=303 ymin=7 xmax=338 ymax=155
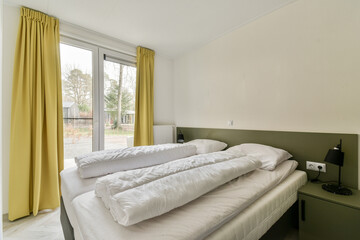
xmin=61 ymin=198 xmax=74 ymax=240
xmin=60 ymin=128 xmax=358 ymax=239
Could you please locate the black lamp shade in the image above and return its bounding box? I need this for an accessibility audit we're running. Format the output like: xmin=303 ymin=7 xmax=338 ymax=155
xmin=324 ymin=149 xmax=344 ymax=166
xmin=322 ymin=139 xmax=352 ymax=195
xmin=177 ymin=132 xmax=184 ymax=143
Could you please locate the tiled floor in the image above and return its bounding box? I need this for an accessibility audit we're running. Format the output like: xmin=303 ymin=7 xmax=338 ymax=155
xmin=3 ymin=208 xmax=64 ymax=240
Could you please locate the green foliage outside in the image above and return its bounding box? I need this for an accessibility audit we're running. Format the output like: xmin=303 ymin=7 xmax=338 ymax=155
xmin=62 ymin=64 xmax=135 ymax=140
xmin=63 ymin=68 xmax=92 ymax=115
xmin=104 ymin=74 xmax=134 ymax=120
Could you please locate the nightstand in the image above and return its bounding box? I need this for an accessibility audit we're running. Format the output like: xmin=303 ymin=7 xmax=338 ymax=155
xmin=298 ymin=182 xmax=360 ymax=240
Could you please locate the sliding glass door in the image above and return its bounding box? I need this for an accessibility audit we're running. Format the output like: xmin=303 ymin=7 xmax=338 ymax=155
xmin=60 ymin=40 xmax=98 ymax=168
xmin=99 ymin=49 xmax=136 ymax=150
xmin=60 ymin=38 xmax=136 ymax=168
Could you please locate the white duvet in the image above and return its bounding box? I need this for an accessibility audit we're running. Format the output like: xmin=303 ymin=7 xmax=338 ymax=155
xmin=75 ymin=143 xmax=197 ymax=178
xmin=95 ymin=152 xmax=261 ymax=226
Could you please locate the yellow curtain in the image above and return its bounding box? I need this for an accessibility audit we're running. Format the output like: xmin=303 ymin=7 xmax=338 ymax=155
xmin=134 ymin=46 xmax=155 ymax=146
xmin=8 ymin=7 xmax=64 ymax=221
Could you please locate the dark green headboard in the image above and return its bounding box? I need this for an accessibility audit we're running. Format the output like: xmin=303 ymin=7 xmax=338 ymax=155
xmin=178 ymin=127 xmax=358 ymax=189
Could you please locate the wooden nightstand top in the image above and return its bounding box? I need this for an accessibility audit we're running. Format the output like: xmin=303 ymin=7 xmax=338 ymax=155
xmin=298 ymin=181 xmax=360 ymax=210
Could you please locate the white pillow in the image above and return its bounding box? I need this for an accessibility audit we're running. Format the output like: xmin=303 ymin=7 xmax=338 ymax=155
xmin=185 ymin=139 xmax=227 ymax=154
xmin=226 ymin=143 xmax=292 ymax=170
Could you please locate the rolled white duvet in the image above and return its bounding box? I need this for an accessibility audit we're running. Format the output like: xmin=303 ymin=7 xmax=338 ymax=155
xmin=95 ymin=151 xmax=243 ymax=208
xmin=96 ymin=152 xmax=261 ymax=226
xmin=75 ymin=144 xmax=197 ymax=178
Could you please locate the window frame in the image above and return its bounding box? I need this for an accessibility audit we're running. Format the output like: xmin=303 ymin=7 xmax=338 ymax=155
xmin=60 ymin=36 xmax=136 ymax=153
xmin=98 ymin=48 xmax=136 ymax=150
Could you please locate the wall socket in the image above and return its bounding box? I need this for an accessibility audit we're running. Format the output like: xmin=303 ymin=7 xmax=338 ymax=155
xmin=306 ymin=161 xmax=326 ymax=172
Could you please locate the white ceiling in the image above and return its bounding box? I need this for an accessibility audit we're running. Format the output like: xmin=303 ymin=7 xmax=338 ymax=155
xmin=6 ymin=0 xmax=296 ymax=58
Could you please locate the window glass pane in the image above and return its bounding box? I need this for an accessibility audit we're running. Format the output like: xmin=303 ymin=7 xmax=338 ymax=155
xmin=60 ymin=43 xmax=93 ymax=168
xmin=104 ymin=60 xmax=136 ymax=149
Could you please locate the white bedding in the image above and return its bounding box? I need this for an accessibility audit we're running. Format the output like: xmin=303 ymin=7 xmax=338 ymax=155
xmin=95 ymin=151 xmax=244 ymax=208
xmin=61 ymin=167 xmax=97 ymax=202
xmin=206 ymin=170 xmax=307 ymax=240
xmin=71 ymin=160 xmax=305 ymax=240
xmin=60 ymin=167 xmax=98 ymax=240
xmin=76 ymin=144 xmax=197 ymax=178
xmin=96 ymin=152 xmax=260 ymax=226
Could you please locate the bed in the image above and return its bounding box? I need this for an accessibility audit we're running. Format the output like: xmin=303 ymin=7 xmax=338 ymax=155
xmin=62 ymin=161 xmax=306 ymax=240
xmin=60 ymin=128 xmax=358 ymax=240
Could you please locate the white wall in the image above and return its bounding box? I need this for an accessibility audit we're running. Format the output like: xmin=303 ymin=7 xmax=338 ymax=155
xmin=1 ymin=4 xmax=174 ymax=214
xmin=1 ymin=0 xmax=4 ymax=236
xmin=174 ymin=0 xmax=360 ymax=188
xmin=154 ymin=55 xmax=174 ymax=125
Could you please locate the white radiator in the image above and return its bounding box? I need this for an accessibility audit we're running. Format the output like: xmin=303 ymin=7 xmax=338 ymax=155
xmin=153 ymin=125 xmax=175 ymax=144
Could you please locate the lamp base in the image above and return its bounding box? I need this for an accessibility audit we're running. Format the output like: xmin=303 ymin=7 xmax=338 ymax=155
xmin=322 ymin=183 xmax=352 ymax=196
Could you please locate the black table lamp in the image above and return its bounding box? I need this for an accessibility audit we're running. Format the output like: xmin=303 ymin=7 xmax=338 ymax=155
xmin=322 ymin=139 xmax=352 ymax=195
xmin=177 ymin=131 xmax=184 ymax=144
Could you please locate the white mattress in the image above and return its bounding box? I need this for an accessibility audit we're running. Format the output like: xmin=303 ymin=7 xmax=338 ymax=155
xmin=60 ymin=167 xmax=97 ymax=239
xmin=61 ymin=167 xmax=97 ymax=201
xmin=206 ymin=170 xmax=306 ymax=240
xmin=70 ymin=160 xmax=306 ymax=240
